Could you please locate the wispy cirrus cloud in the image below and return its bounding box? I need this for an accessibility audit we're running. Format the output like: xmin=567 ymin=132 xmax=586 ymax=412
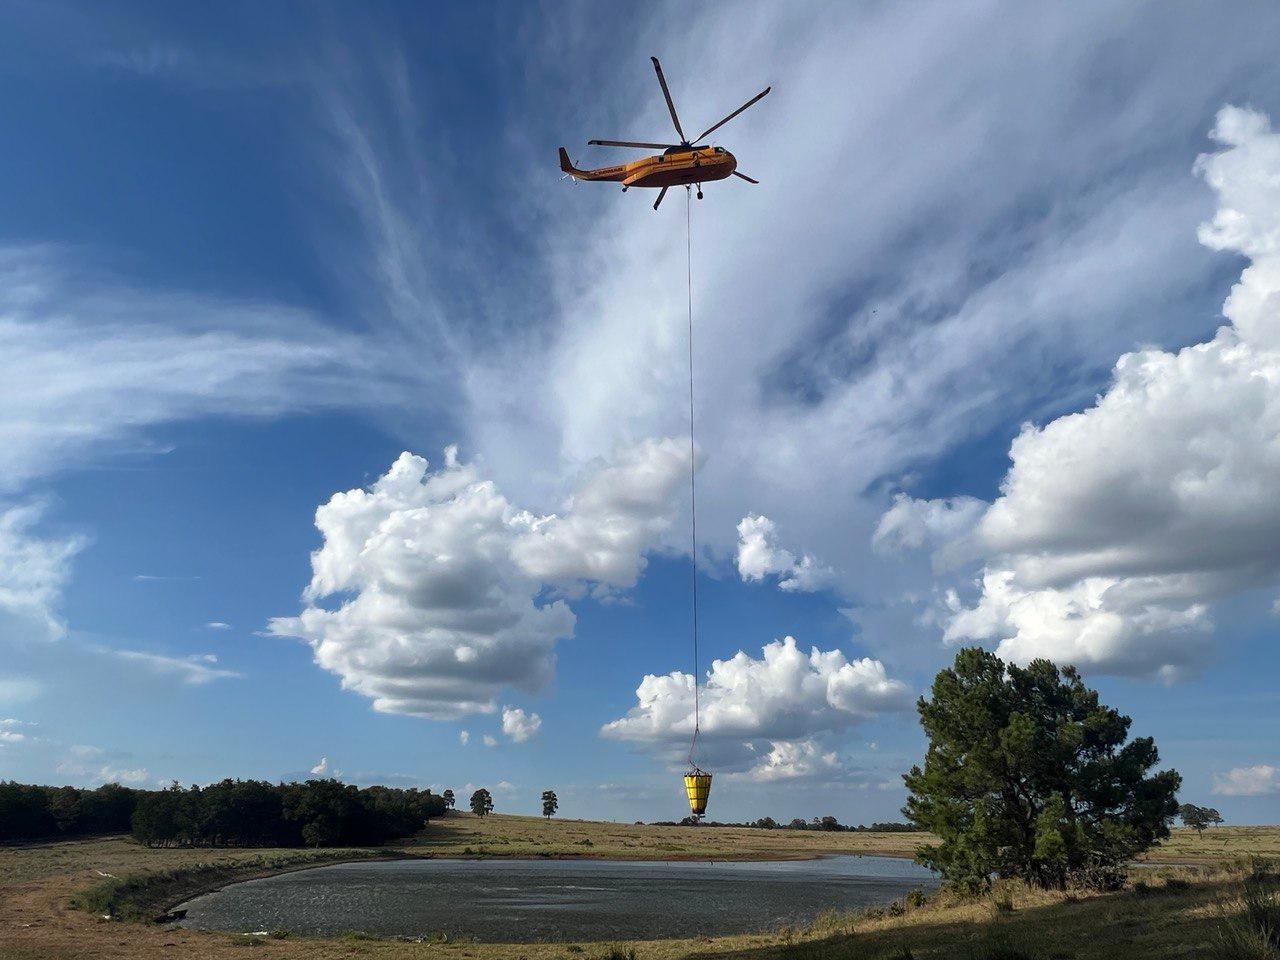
xmin=106 ymin=649 xmax=241 ymax=685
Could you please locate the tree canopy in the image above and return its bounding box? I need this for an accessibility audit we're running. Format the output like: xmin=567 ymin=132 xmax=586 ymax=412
xmin=1 ymin=778 xmax=444 ymax=847
xmin=904 ymin=648 xmax=1180 ymax=891
xmin=470 ymin=788 xmax=494 ymax=817
xmin=541 ymin=790 xmax=558 ymax=819
xmin=1179 ymin=803 xmax=1223 ymax=835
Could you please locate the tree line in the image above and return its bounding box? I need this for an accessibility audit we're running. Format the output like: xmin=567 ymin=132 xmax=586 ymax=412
xmin=1 ymin=778 xmax=446 ymax=847
xmin=0 ymin=781 xmax=138 ymax=841
xmin=653 ymin=815 xmax=915 ymax=830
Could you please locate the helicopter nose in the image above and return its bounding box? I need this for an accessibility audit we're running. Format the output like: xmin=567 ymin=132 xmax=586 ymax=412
xmin=725 ymin=151 xmax=737 ymax=172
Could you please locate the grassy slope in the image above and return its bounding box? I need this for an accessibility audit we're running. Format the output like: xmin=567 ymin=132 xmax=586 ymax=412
xmin=1 ymin=815 xmax=1276 ymax=960
xmin=404 ymin=813 xmax=930 ymax=860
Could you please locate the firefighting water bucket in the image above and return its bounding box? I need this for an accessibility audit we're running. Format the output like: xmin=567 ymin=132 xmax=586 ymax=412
xmin=684 ymin=768 xmax=712 ymax=817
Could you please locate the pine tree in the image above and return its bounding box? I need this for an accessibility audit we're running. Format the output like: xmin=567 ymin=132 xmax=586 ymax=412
xmin=904 ymin=648 xmax=1180 ymax=891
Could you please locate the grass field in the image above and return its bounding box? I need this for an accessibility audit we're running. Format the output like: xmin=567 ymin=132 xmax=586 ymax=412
xmin=2 ymin=814 xmax=1277 ymax=959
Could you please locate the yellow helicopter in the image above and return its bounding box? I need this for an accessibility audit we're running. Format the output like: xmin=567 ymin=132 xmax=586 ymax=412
xmin=559 ymin=56 xmax=769 ymax=210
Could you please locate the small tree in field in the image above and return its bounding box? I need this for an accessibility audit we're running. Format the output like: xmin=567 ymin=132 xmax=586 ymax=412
xmin=1179 ymin=803 xmax=1223 ymax=835
xmin=904 ymin=648 xmax=1180 ymax=891
xmin=470 ymin=788 xmax=493 ymax=817
xmin=541 ymin=790 xmax=558 ymax=819
xmin=442 ymin=789 xmax=455 ymax=810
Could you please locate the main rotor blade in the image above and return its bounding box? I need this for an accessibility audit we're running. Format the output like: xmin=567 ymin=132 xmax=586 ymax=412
xmin=650 ymin=57 xmax=687 ymax=143
xmin=588 ymin=139 xmax=679 ymax=149
xmin=731 ymin=170 xmax=760 ymax=184
xmin=692 ymin=86 xmax=771 ymax=144
xmin=653 ymin=186 xmax=669 ymax=211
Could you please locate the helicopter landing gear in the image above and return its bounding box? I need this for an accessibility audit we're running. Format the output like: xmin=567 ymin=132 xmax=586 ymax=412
xmin=696 ymin=186 xmax=704 ymax=200
xmin=622 ymin=185 xmax=628 ymax=192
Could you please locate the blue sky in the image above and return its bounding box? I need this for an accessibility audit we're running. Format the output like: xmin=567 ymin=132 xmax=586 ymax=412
xmin=3 ymin=1 xmax=1280 ymax=825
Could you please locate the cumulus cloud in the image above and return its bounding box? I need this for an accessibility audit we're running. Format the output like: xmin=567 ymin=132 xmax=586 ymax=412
xmin=736 ymin=515 xmax=835 ymax=592
xmin=310 ymin=756 xmax=329 ymax=775
xmin=501 ymin=706 xmax=542 ymax=743
xmin=734 ymin=739 xmax=843 ymax=782
xmin=206 ymin=621 xmax=231 ymax=630
xmin=941 ymin=107 xmax=1280 ymax=680
xmin=872 ymin=494 xmax=985 ymax=556
xmin=482 ymin=735 xmax=498 ymax=748
xmin=1213 ymin=764 xmax=1280 ymax=797
xmin=271 ymin=438 xmax=690 ymax=720
xmin=459 ymin=730 xmax=470 ymax=746
xmin=602 ymin=636 xmax=911 ymax=772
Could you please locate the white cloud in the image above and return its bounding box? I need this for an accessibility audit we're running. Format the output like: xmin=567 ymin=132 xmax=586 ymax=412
xmin=735 ymin=515 xmax=834 ymax=592
xmin=109 ymin=649 xmax=241 ymax=685
xmin=944 ymin=107 xmax=1280 ymax=680
xmin=451 ymin=3 xmax=1280 ymax=635
xmin=310 ymin=756 xmax=329 ymax=775
xmin=0 ymin=502 xmax=83 ymax=645
xmin=459 ymin=730 xmax=470 ymax=746
xmin=0 ymin=244 xmax=429 ymax=686
xmin=482 ymin=735 xmax=498 ymax=748
xmin=0 ymin=718 xmax=33 ymax=746
xmin=602 ymin=636 xmax=911 ymax=771
xmin=733 ymin=739 xmax=842 ymax=782
xmin=501 ymin=706 xmax=542 ymax=743
xmin=0 ymin=676 xmax=42 ymax=705
xmin=97 ymin=765 xmax=150 ymax=785
xmin=1213 ymin=764 xmax=1279 ymax=797
xmin=872 ymin=494 xmax=985 ymax=556
xmin=55 ymin=743 xmax=149 ymax=785
xmin=0 ymin=246 xmax=407 ymax=495
xmin=271 ymin=438 xmax=691 ymax=720
xmin=206 ymin=621 xmax=231 ymax=630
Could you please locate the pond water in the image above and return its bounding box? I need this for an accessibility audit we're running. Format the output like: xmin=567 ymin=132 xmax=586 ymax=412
xmin=176 ymin=855 xmax=937 ymax=942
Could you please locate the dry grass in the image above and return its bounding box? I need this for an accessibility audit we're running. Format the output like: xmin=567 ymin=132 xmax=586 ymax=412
xmin=1 ymin=818 xmax=1277 ymax=960
xmin=401 ymin=813 xmax=930 ymax=861
xmin=1138 ymin=826 xmax=1280 ymax=864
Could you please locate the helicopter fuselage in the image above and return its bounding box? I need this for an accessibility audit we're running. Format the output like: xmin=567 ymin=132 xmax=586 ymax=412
xmin=561 ymin=146 xmax=737 ymax=189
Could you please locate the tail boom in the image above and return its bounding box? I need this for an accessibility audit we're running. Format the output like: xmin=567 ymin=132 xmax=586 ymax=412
xmin=558 ymin=147 xmax=626 ymax=182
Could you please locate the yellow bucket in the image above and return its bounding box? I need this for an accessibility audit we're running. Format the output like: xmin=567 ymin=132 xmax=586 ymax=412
xmin=684 ymin=769 xmax=712 ymax=816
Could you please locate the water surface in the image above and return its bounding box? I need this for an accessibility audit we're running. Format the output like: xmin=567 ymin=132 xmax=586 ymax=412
xmin=177 ymin=855 xmax=937 ymax=941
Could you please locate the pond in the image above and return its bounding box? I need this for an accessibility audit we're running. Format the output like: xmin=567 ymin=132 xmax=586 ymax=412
xmin=176 ymin=855 xmax=938 ymax=942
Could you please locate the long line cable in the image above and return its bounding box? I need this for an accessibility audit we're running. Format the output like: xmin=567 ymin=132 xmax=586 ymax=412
xmin=685 ymin=184 xmax=701 ymax=770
